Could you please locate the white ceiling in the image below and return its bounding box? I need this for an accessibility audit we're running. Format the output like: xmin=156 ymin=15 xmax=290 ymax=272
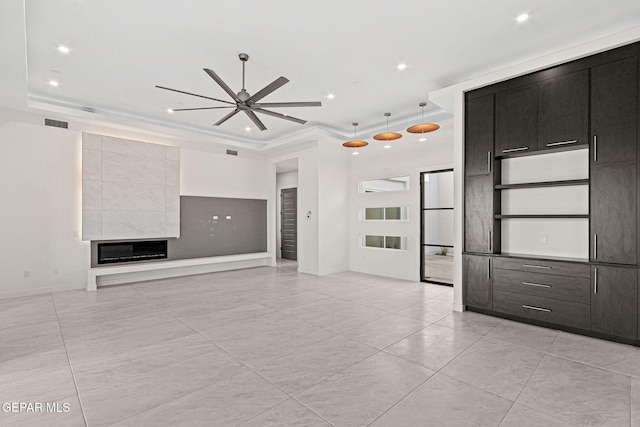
xmin=6 ymin=0 xmax=640 ymax=146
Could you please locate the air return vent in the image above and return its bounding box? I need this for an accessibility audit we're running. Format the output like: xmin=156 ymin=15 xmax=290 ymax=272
xmin=226 ymin=149 xmax=238 ymax=156
xmin=44 ymin=118 xmax=68 ymax=129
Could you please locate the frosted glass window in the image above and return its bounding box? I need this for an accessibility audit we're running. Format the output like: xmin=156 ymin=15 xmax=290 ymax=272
xmin=365 ymin=208 xmax=385 ymax=220
xmin=423 ymin=210 xmax=454 ymax=246
xmin=385 ymin=236 xmax=401 ymax=249
xmin=365 ymin=235 xmax=384 ymax=248
xmin=362 ymin=207 xmax=408 ymax=221
xmin=385 ymin=207 xmax=401 ymax=220
xmin=423 ymin=171 xmax=454 ymax=208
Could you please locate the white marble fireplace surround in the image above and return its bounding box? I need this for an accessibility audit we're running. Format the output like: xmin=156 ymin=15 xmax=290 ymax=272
xmin=82 ymin=133 xmax=180 ymax=241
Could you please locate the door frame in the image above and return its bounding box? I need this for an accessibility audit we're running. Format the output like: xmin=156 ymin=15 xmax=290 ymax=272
xmin=420 ymin=168 xmax=455 ymax=286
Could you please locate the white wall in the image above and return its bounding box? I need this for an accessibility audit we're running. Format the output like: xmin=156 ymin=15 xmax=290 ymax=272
xmin=0 ymin=109 xmax=88 ymax=298
xmin=349 ymin=120 xmax=454 ymax=281
xmin=318 ymin=140 xmax=350 ymax=275
xmin=275 ymin=170 xmax=298 ymax=259
xmin=0 ymin=107 xmax=274 ymax=298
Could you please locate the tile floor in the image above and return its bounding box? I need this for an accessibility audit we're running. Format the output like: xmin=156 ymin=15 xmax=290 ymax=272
xmin=1 ymin=262 xmax=639 ymax=426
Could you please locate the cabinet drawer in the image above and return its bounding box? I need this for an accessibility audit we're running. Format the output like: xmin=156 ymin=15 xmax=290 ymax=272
xmin=493 ymin=269 xmax=590 ymax=304
xmin=493 ymin=257 xmax=589 ymax=278
xmin=493 ymin=290 xmax=590 ymax=330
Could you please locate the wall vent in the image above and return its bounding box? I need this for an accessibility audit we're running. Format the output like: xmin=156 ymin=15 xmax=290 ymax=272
xmin=226 ymin=149 xmax=238 ymax=156
xmin=44 ymin=118 xmax=69 ymax=129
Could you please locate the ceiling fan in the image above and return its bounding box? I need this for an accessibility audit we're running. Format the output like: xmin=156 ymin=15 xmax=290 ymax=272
xmin=156 ymin=53 xmax=321 ymax=131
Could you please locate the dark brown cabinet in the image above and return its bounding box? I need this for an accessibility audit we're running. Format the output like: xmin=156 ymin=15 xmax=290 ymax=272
xmin=463 ymin=41 xmax=640 ymax=346
xmin=465 ymin=94 xmax=494 ymax=176
xmin=464 ymin=174 xmax=495 ymax=254
xmin=538 ymin=70 xmax=589 ymax=150
xmin=591 ymin=56 xmax=638 ymax=164
xmin=495 ymin=84 xmax=537 ymax=155
xmin=591 ymin=265 xmax=638 ymax=339
xmin=463 ymin=254 xmax=492 ymax=310
xmin=591 ymin=161 xmax=637 ymax=265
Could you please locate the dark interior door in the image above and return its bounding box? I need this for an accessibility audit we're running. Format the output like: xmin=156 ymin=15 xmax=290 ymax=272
xmin=281 ymin=188 xmax=297 ymax=260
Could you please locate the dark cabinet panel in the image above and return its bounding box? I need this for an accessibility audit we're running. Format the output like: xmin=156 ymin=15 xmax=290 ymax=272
xmin=492 ymin=257 xmax=590 ymax=278
xmin=463 ymin=254 xmax=492 ymax=310
xmin=538 ymin=70 xmax=589 ymax=150
xmin=493 ymin=290 xmax=590 ymax=330
xmin=495 ymin=84 xmax=538 ymax=155
xmin=464 ymin=174 xmax=494 ymax=253
xmin=591 ymin=56 xmax=638 ymax=164
xmin=465 ymin=94 xmax=494 ymax=176
xmin=492 ymin=268 xmax=590 ymax=304
xmin=591 ymin=161 xmax=637 ymax=265
xmin=591 ymin=266 xmax=638 ymax=339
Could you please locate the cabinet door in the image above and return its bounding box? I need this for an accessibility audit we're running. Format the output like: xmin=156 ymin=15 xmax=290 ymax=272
xmin=538 ymin=70 xmax=589 ymax=150
xmin=463 ymin=254 xmax=492 ymax=310
xmin=591 ymin=56 xmax=638 ymax=164
xmin=591 ymin=265 xmax=638 ymax=339
xmin=465 ymin=94 xmax=494 ymax=176
xmin=464 ymin=174 xmax=494 ymax=253
xmin=495 ymin=84 xmax=538 ymax=155
xmin=591 ymin=161 xmax=637 ymax=265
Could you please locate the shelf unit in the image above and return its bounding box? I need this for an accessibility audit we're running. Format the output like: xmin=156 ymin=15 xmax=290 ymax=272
xmin=495 ymin=179 xmax=589 ymax=190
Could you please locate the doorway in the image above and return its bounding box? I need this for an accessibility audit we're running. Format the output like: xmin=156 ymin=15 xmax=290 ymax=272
xmin=420 ymin=169 xmax=454 ymax=285
xmin=280 ymin=187 xmax=297 ymax=260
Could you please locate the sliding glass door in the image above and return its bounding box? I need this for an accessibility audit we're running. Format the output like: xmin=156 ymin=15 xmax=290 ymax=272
xmin=420 ymin=169 xmax=454 ymax=285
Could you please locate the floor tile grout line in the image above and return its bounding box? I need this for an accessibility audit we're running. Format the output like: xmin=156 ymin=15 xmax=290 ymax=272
xmin=363 ymin=370 xmax=435 ymax=426
xmin=171 ymin=316 xmax=338 ymax=427
xmin=50 ymin=293 xmax=89 ymax=427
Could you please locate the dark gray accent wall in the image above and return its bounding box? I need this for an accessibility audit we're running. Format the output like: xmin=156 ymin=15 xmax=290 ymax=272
xmin=167 ymin=196 xmax=267 ymax=260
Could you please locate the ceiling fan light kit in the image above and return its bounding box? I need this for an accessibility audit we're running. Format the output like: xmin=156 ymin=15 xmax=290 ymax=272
xmin=343 ymin=122 xmax=369 ymax=148
xmin=156 ymin=53 xmax=321 ymax=131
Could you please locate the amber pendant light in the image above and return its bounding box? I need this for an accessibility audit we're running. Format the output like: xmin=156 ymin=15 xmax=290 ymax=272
xmin=407 ymin=102 xmax=440 ymax=134
xmin=343 ymin=122 xmax=369 ymax=148
xmin=373 ymin=112 xmax=402 ymax=141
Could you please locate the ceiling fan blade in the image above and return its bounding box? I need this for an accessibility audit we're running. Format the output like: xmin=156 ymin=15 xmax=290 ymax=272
xmin=253 ymin=107 xmax=306 ymax=125
xmin=203 ymin=68 xmax=240 ymax=102
xmin=247 ymin=76 xmax=289 ymax=103
xmin=251 ymin=101 xmax=322 ymax=108
xmin=155 ymin=85 xmax=235 ymax=105
xmin=214 ymin=108 xmax=240 ymax=126
xmin=172 ymin=106 xmax=236 ymax=111
xmin=244 ymin=110 xmax=267 ymax=131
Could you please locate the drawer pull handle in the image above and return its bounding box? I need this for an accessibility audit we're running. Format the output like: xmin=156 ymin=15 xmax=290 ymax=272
xmin=522 ymin=264 xmax=552 ymax=270
xmin=522 ymin=304 xmax=551 ymax=313
xmin=502 ymin=147 xmax=529 ymax=153
xmin=546 ymin=140 xmax=577 ymax=147
xmin=522 ymin=282 xmax=551 ymax=288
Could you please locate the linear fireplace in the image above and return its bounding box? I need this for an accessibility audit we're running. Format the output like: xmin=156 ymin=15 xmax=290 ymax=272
xmin=97 ymin=240 xmax=168 ymax=264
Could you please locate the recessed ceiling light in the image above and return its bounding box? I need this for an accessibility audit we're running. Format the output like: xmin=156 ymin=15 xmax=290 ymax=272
xmin=57 ymin=45 xmax=70 ymax=54
xmin=245 ymin=126 xmax=251 ymax=132
xmin=167 ymin=108 xmax=174 ymax=113
xmin=516 ymin=13 xmax=529 ymax=23
xmin=352 ymin=151 xmax=359 ymax=156
xmin=397 ymin=63 xmax=407 ymax=70
xmin=48 ymin=80 xmax=59 ymax=87
xmin=327 ymin=93 xmax=335 ymax=100
xmin=384 ymin=144 xmax=391 ymax=149
xmin=419 ymin=136 xmax=428 ymax=142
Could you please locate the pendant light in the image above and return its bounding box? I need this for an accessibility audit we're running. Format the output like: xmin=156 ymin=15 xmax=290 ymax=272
xmin=407 ymin=102 xmax=440 ymax=135
xmin=373 ymin=112 xmax=402 ymax=141
xmin=343 ymin=122 xmax=368 ymax=148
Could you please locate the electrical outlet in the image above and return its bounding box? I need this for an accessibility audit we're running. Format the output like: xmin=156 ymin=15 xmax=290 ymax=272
xmin=53 ymin=268 xmax=59 ymax=275
xmin=23 ymin=270 xmax=30 ymax=278
xmin=540 ymin=235 xmax=548 ymax=245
